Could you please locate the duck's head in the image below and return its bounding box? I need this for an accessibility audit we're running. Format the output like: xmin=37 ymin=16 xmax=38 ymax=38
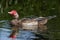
xmin=8 ymin=10 xmax=19 ymax=19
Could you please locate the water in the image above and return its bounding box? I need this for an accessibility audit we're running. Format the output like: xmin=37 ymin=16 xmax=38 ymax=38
xmin=0 ymin=20 xmax=38 ymax=40
xmin=0 ymin=20 xmax=20 ymax=40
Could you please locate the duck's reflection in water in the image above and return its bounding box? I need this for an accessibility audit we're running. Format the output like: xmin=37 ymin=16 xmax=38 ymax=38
xmin=0 ymin=28 xmax=19 ymax=40
xmin=0 ymin=28 xmax=39 ymax=40
xmin=0 ymin=20 xmax=19 ymax=40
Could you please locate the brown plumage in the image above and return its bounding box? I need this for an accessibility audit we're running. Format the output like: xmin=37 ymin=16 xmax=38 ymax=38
xmin=8 ymin=10 xmax=56 ymax=38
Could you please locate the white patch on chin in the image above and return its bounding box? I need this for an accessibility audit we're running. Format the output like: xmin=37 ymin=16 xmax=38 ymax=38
xmin=14 ymin=13 xmax=19 ymax=18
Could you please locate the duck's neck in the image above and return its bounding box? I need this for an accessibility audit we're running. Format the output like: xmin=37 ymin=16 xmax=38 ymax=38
xmin=13 ymin=18 xmax=19 ymax=20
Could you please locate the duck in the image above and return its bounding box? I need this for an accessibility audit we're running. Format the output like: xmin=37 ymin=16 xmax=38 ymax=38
xmin=8 ymin=10 xmax=21 ymax=38
xmin=8 ymin=10 xmax=56 ymax=38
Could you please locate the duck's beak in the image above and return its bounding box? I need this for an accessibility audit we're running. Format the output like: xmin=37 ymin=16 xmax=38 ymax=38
xmin=8 ymin=12 xmax=12 ymax=14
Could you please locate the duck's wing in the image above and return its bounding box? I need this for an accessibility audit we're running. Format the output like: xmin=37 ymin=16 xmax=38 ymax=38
xmin=33 ymin=15 xmax=56 ymax=25
xmin=34 ymin=15 xmax=56 ymax=21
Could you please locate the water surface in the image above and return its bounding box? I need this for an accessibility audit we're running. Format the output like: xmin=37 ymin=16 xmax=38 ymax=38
xmin=0 ymin=20 xmax=21 ymax=40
